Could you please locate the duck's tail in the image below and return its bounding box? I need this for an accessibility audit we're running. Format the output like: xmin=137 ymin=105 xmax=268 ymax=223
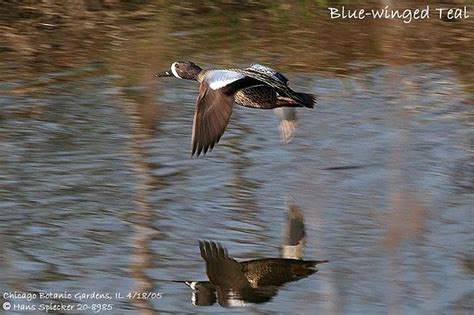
xmin=295 ymin=92 xmax=317 ymax=108
xmin=290 ymin=259 xmax=329 ymax=278
xmin=277 ymin=93 xmax=317 ymax=109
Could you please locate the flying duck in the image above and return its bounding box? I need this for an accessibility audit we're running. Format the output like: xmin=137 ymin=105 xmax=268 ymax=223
xmin=156 ymin=61 xmax=317 ymax=156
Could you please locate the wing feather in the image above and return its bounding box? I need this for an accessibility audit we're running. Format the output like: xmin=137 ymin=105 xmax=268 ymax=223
xmin=248 ymin=64 xmax=289 ymax=84
xmin=191 ymin=82 xmax=234 ymax=156
xmin=232 ymin=67 xmax=307 ymax=104
xmin=205 ymin=70 xmax=245 ymax=90
xmin=199 ymin=241 xmax=250 ymax=289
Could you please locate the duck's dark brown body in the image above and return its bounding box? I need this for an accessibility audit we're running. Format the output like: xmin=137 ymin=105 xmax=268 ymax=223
xmin=235 ymin=86 xmax=278 ymax=109
xmin=241 ymin=258 xmax=319 ymax=287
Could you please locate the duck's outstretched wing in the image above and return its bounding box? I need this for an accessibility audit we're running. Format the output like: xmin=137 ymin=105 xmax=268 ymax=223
xmin=204 ymin=65 xmax=315 ymax=108
xmin=199 ymin=241 xmax=251 ymax=290
xmin=238 ymin=66 xmax=316 ymax=108
xmin=192 ymin=70 xmax=265 ymax=156
xmin=192 ymin=79 xmax=235 ymax=156
xmin=248 ymin=64 xmax=289 ymax=84
xmin=235 ymin=67 xmax=295 ymax=95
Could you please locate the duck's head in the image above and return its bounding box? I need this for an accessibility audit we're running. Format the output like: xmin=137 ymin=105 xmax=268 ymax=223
xmin=156 ymin=61 xmax=202 ymax=80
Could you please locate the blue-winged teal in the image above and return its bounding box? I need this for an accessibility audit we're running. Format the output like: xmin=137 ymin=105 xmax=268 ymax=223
xmin=156 ymin=61 xmax=317 ymax=156
xmin=175 ymin=203 xmax=328 ymax=307
xmin=198 ymin=241 xmax=327 ymax=307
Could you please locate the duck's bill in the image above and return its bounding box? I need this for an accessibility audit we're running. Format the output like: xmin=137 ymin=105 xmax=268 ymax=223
xmin=155 ymin=70 xmax=173 ymax=77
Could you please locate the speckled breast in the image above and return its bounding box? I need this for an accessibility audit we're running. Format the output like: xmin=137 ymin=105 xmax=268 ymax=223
xmin=235 ymin=86 xmax=277 ymax=109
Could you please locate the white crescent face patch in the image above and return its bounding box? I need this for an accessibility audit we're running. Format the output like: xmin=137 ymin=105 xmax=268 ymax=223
xmin=205 ymin=70 xmax=245 ymax=90
xmin=171 ymin=62 xmax=181 ymax=78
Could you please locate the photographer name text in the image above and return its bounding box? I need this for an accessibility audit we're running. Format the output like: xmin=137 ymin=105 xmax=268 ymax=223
xmin=2 ymin=291 xmax=162 ymax=313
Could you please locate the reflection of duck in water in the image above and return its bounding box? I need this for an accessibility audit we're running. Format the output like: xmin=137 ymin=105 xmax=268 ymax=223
xmin=176 ymin=202 xmax=328 ymax=307
xmin=282 ymin=201 xmax=307 ymax=259
xmin=156 ymin=62 xmax=316 ymax=156
xmin=178 ymin=281 xmax=216 ymax=306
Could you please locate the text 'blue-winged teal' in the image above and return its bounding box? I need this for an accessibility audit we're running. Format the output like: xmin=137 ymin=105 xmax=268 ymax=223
xmin=156 ymin=62 xmax=317 ymax=157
